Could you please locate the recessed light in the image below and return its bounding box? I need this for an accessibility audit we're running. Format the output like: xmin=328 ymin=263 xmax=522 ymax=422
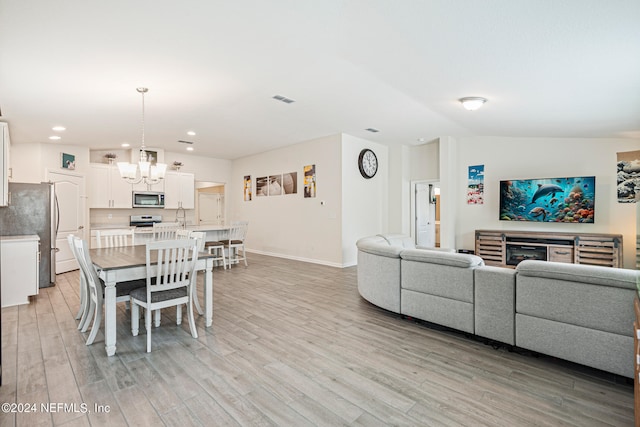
xmin=49 ymin=135 xmax=61 ymax=140
xmin=186 ymin=147 xmax=194 ymax=151
xmin=187 ymin=131 xmax=196 ymax=136
xmin=365 ymin=128 xmax=380 ymax=133
xmin=121 ymin=143 xmax=130 ymax=147
xmin=52 ymin=126 xmax=66 ymax=132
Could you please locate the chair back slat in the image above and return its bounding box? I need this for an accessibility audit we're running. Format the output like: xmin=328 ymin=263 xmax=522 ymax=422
xmin=190 ymin=232 xmax=206 ymax=252
xmin=95 ymin=228 xmax=135 ymax=248
xmin=153 ymin=222 xmax=181 ymax=240
xmin=229 ymin=221 xmax=248 ymax=241
xmin=176 ymin=229 xmax=192 ymax=239
xmin=73 ymin=238 xmax=103 ymax=307
xmin=146 ymin=239 xmax=197 ymax=293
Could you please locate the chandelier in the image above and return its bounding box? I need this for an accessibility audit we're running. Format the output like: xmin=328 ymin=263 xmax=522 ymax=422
xmin=117 ymin=87 xmax=167 ymax=185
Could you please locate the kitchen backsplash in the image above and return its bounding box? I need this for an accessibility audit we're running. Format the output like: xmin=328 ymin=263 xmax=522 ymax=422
xmin=90 ymin=208 xmax=196 ymax=227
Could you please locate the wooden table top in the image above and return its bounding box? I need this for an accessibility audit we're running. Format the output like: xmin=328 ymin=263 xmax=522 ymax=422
xmin=90 ymin=244 xmax=214 ymax=271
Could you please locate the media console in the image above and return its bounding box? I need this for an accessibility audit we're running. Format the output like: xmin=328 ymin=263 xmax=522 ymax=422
xmin=475 ymin=230 xmax=623 ymax=268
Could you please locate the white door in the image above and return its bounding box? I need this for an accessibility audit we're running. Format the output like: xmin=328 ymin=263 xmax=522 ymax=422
xmin=415 ymin=181 xmax=438 ymax=248
xmin=198 ymin=193 xmax=220 ymax=225
xmin=48 ymin=170 xmax=86 ymax=273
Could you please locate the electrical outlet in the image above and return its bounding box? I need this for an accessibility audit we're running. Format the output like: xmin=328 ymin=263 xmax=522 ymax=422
xmin=108 ymin=214 xmax=112 ymax=219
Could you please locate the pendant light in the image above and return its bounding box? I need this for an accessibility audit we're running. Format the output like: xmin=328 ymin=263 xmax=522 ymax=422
xmin=118 ymin=87 xmax=167 ymax=184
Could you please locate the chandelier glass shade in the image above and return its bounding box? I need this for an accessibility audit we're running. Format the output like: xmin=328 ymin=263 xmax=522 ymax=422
xmin=117 ymin=87 xmax=167 ymax=185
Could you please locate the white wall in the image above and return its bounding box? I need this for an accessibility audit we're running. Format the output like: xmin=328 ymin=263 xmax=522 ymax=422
xmin=453 ymin=136 xmax=640 ymax=268
xmin=230 ymin=134 xmax=344 ymax=266
xmin=341 ymin=134 xmax=389 ymax=266
xmin=11 ymin=142 xmax=90 ymax=183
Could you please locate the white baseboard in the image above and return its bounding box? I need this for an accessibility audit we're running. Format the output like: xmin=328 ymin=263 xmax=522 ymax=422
xmin=245 ymin=248 xmax=352 ymax=268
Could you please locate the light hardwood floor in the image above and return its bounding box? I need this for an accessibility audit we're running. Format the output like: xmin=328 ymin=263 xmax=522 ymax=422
xmin=1 ymin=253 xmax=634 ymax=426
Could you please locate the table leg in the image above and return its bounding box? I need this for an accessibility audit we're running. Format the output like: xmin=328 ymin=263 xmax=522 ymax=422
xmin=205 ymin=259 xmax=213 ymax=327
xmin=103 ymin=272 xmax=118 ymax=356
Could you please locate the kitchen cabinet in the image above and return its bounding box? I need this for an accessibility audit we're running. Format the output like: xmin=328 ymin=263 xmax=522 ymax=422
xmin=88 ymin=164 xmax=133 ymax=208
xmin=1 ymin=235 xmax=40 ymax=307
xmin=0 ymin=122 xmax=9 ymax=207
xmin=164 ymin=171 xmax=195 ymax=209
xmin=132 ymin=179 xmax=164 ymax=193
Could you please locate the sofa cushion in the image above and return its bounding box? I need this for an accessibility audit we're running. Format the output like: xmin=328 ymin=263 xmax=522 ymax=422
xmin=516 ymin=260 xmax=638 ymax=290
xmin=516 ymin=275 xmax=635 ymax=336
xmin=400 ymin=248 xmax=484 ymax=268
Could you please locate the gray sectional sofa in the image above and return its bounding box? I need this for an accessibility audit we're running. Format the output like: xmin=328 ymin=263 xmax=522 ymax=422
xmin=356 ymin=234 xmax=640 ymax=378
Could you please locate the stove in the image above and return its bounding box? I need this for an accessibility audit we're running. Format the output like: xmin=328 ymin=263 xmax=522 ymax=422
xmin=130 ymin=215 xmax=162 ymax=228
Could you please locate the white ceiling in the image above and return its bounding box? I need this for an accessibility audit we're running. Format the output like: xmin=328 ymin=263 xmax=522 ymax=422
xmin=1 ymin=0 xmax=639 ymax=160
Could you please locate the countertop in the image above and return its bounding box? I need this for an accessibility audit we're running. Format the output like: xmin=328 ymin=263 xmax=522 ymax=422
xmin=0 ymin=234 xmax=41 ymax=242
xmin=90 ymin=224 xmax=230 ymax=232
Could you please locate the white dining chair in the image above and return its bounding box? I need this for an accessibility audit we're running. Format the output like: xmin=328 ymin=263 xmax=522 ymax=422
xmin=68 ymin=235 xmax=91 ymax=331
xmin=176 ymin=229 xmax=192 ymax=239
xmin=130 ymin=238 xmax=199 ymax=352
xmin=153 ymin=222 xmax=181 ymax=240
xmin=73 ymin=237 xmax=146 ymax=345
xmin=189 ymin=231 xmax=207 ymax=314
xmin=219 ymin=221 xmax=249 ymax=267
xmin=95 ymin=228 xmax=135 ymax=248
xmin=204 ymin=240 xmax=227 ymax=270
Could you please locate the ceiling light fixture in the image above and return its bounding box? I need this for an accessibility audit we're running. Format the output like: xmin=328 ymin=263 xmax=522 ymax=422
xmin=52 ymin=126 xmax=66 ymax=131
xmin=117 ymin=87 xmax=167 ymax=185
xmin=187 ymin=131 xmax=196 ymax=136
xmin=273 ymin=95 xmax=295 ymax=104
xmin=459 ymin=97 xmax=487 ymax=111
xmin=48 ymin=135 xmax=61 ymax=140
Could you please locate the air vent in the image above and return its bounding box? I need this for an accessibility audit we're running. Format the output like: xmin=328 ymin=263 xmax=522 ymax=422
xmin=178 ymin=140 xmax=194 ymax=145
xmin=273 ymin=95 xmax=295 ymax=104
xmin=365 ymin=128 xmax=380 ymax=133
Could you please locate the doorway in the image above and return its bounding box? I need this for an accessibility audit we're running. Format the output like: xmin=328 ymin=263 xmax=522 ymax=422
xmin=47 ymin=170 xmax=86 ymax=274
xmin=412 ymin=180 xmax=440 ymax=248
xmin=196 ymin=182 xmax=225 ymax=225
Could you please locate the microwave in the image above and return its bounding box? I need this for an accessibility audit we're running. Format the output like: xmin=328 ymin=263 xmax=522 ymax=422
xmin=132 ymin=191 xmax=165 ymax=208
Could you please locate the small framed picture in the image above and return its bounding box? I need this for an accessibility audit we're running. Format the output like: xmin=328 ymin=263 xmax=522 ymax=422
xmin=62 ymin=153 xmax=76 ymax=170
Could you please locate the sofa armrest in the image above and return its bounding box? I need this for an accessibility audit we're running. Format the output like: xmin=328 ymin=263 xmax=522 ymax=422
xmin=516 ymin=260 xmax=639 ymax=290
xmin=356 ymin=241 xmax=403 ymax=258
xmin=416 ymin=246 xmax=456 ymax=253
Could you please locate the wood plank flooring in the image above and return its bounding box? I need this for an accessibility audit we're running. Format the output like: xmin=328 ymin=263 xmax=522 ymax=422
xmin=1 ymin=253 xmax=634 ymax=426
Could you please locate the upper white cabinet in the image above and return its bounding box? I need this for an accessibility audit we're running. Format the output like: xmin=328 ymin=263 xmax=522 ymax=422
xmin=0 ymin=122 xmax=10 ymax=207
xmin=164 ymin=171 xmax=195 ymax=209
xmin=88 ymin=164 xmax=132 ymax=208
xmin=132 ymin=178 xmax=164 ymax=193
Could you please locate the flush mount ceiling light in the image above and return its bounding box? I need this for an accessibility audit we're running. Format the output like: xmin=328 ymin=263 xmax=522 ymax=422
xmin=117 ymin=87 xmax=167 ymax=185
xmin=459 ymin=97 xmax=487 ymax=111
xmin=273 ymin=94 xmax=295 ymax=104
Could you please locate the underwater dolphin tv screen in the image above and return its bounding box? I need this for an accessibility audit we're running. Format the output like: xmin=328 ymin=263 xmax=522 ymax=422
xmin=499 ymin=176 xmax=595 ymax=223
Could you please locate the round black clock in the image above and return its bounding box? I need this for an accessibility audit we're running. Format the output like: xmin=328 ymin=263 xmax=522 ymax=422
xmin=358 ymin=148 xmax=378 ymax=179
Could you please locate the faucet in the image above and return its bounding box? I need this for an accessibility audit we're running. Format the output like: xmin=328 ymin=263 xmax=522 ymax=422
xmin=175 ymin=206 xmax=186 ymax=229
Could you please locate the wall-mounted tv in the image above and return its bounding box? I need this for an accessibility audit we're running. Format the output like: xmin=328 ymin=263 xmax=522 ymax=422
xmin=499 ymin=176 xmax=595 ymax=223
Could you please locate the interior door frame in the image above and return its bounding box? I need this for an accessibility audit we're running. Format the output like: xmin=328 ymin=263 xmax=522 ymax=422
xmin=410 ymin=179 xmax=440 ymax=247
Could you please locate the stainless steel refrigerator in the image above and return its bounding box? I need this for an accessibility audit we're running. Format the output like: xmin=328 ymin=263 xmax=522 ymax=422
xmin=0 ymin=182 xmax=58 ymax=288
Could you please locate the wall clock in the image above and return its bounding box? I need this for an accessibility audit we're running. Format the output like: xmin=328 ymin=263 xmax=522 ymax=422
xmin=358 ymin=148 xmax=378 ymax=179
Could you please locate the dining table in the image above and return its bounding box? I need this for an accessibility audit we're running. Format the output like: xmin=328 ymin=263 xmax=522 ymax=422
xmin=90 ymin=244 xmax=215 ymax=356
